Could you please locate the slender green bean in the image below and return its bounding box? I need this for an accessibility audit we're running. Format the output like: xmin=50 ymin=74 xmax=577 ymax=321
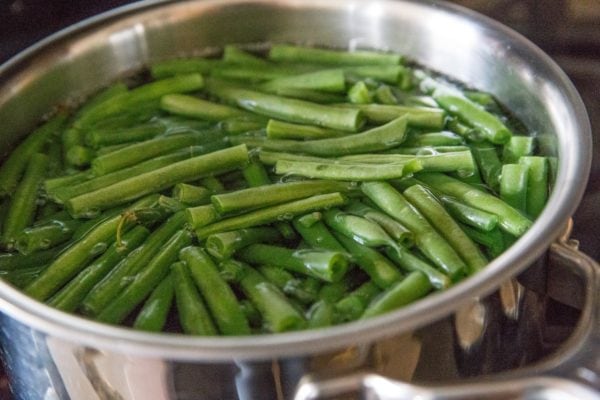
xmin=195 ymin=192 xmax=347 ymax=239
xmin=470 ymin=142 xmax=502 ymax=192
xmin=519 ymin=156 xmax=548 ymax=218
xmin=261 ymin=69 xmax=346 ymax=93
xmin=172 ymin=183 xmax=211 ymax=206
xmin=503 ymin=136 xmax=535 ymax=164
xmin=292 ymin=219 xmax=346 ymax=253
xmin=15 ymin=218 xmax=82 ymax=255
xmin=161 ymin=94 xmax=253 ymax=122
xmin=362 ymin=271 xmax=432 ymax=318
xmin=500 ymin=164 xmax=529 ymax=212
xmin=205 ymin=227 xmax=281 ymax=260
xmin=335 ymin=281 xmax=381 ymax=321
xmin=335 ymin=104 xmax=445 ymax=129
xmin=344 ymin=201 xmax=414 ymax=246
xmin=269 ymin=44 xmax=402 ymax=66
xmin=440 ymin=196 xmax=499 ymax=232
xmin=133 ymin=273 xmax=174 ymax=332
xmin=266 ymin=119 xmax=347 ymax=140
xmin=85 ymin=123 xmax=165 ymax=148
xmin=180 ymin=247 xmax=251 ymax=335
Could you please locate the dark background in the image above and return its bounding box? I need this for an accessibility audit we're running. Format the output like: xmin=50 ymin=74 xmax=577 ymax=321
xmin=0 ymin=0 xmax=598 ymax=398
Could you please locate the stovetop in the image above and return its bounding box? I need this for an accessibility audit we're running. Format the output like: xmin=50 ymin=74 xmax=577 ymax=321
xmin=0 ymin=1 xmax=598 ymax=398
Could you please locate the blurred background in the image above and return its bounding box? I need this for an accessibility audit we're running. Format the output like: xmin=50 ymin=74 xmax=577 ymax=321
xmin=0 ymin=0 xmax=598 ymax=396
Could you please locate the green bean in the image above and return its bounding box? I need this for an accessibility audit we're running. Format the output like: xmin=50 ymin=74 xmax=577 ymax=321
xmin=49 ymin=143 xmax=226 ymax=203
xmin=335 ymin=104 xmax=445 ymax=129
xmin=85 ymin=123 xmax=165 ymax=148
xmin=258 ymin=266 xmax=320 ymax=305
xmin=292 ymin=219 xmax=346 ymax=253
xmin=447 ymin=117 xmax=479 ymax=140
xmin=324 ymin=209 xmax=399 ymax=250
xmin=212 ymin=180 xmax=355 ymax=214
xmin=332 ymin=232 xmax=403 ymax=289
xmin=66 ymin=144 xmax=249 ymax=217
xmin=65 ymin=145 xmax=94 ymax=168
xmin=266 ymin=119 xmax=347 ymax=140
xmin=0 ymin=244 xmax=68 ymax=272
xmin=1 ymin=153 xmax=49 ymax=249
xmin=1 ymin=264 xmax=49 ymax=288
xmin=199 ymin=176 xmax=226 ymax=194
xmin=470 ymin=142 xmax=502 ymax=192
xmin=171 ymin=261 xmax=217 ymax=335
xmin=133 ymin=273 xmax=174 ymax=332
xmin=15 ymin=218 xmax=82 ymax=255
xmin=340 ymin=150 xmax=475 ymax=175
xmin=344 ymin=201 xmax=414 ymax=246
xmin=432 ymin=91 xmax=512 ymax=144
xmin=519 ymin=156 xmax=548 ymax=218
xmin=402 ymin=131 xmax=464 ymax=147
xmin=232 ymin=115 xmax=408 ymax=156
xmin=459 ymin=224 xmax=506 ymax=259
xmin=218 ymin=117 xmax=266 ymax=134
xmin=44 ymin=171 xmax=91 ymax=193
xmin=503 ymin=136 xmax=535 ymax=164
xmin=335 ymin=281 xmax=381 ymax=321
xmin=96 ymin=229 xmax=193 ymax=324
xmin=185 ymin=205 xmax=219 ymax=229
xmin=500 ymin=164 xmax=529 ymax=212
xmin=220 ymin=260 xmax=306 ymax=333
xmin=48 ymin=226 xmax=150 ymax=312
xmin=440 ymin=196 xmax=498 ymax=232
xmin=403 ymin=185 xmax=487 ymax=274
xmin=171 ymin=183 xmax=211 ymax=206
xmin=206 ymin=79 xmax=365 ymax=132
xmin=237 ymin=243 xmax=349 ymax=283
xmin=307 ymin=300 xmax=335 ymax=328
xmin=362 ymin=271 xmax=432 ymax=318
xmin=195 ymin=192 xmax=347 ymax=239
xmin=361 ymin=181 xmax=466 ymax=280
xmin=295 ymin=212 xmax=322 ymax=228
xmin=205 ymin=227 xmax=281 ymax=260
xmin=416 ymin=172 xmax=532 ymax=237
xmin=75 ymin=74 xmax=205 ymax=128
xmin=0 ymin=112 xmax=67 ymax=197
xmin=318 ymin=280 xmax=351 ymax=304
xmin=24 ymin=195 xmax=157 ymax=301
xmin=347 ymin=81 xmax=373 ymax=104
xmin=180 ymin=247 xmax=250 ymax=335
xmin=269 ymin=44 xmax=402 ymax=66
xmin=161 ymin=94 xmax=253 ymax=122
xmin=375 ymin=85 xmax=398 ymax=105
xmin=81 ymin=211 xmax=185 ymax=316
xmin=262 ymin=69 xmax=346 ymax=93
xmin=346 ymin=65 xmax=409 ymax=85
xmin=91 ymin=129 xmax=223 ymax=175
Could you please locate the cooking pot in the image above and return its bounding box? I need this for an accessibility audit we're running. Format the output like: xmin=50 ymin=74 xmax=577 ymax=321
xmin=0 ymin=1 xmax=598 ymax=399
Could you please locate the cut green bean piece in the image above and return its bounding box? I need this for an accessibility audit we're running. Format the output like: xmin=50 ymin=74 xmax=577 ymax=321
xmin=384 ymin=244 xmax=451 ymax=290
xmin=205 ymin=227 xmax=281 ymax=260
xmin=238 ymin=243 xmax=349 ymax=283
xmin=97 ymin=229 xmax=193 ymax=324
xmin=340 ymin=151 xmax=475 ymax=175
xmin=519 ymin=156 xmax=548 ymax=218
xmin=266 ymin=119 xmax=347 ymax=140
xmin=269 ymin=45 xmax=402 ymax=66
xmin=503 ymin=136 xmax=535 ymax=164
xmin=212 ymin=180 xmax=355 ymax=214
xmin=262 ymin=69 xmax=346 ymax=93
xmin=151 ymin=58 xmax=222 ymax=79
xmin=91 ymin=129 xmax=223 ymax=175
xmin=206 ymin=79 xmax=365 ymax=132
xmin=336 ymin=104 xmax=445 ymax=129
xmin=347 ymin=81 xmax=373 ymax=104
xmin=402 ymin=131 xmax=464 ymax=148
xmin=196 ymin=192 xmax=347 ymax=239
xmin=440 ymin=196 xmax=499 ymax=232
xmin=335 ymin=281 xmax=382 ymax=321
xmin=220 ymin=260 xmax=306 ymax=333
xmin=49 ymin=226 xmax=150 ymax=312
xmin=361 ymin=181 xmax=466 ymax=280
xmin=15 ymin=218 xmax=82 ymax=255
xmin=67 ymin=144 xmax=249 ymax=217
xmin=460 ymin=224 xmax=506 ymax=259
xmin=171 ymin=261 xmax=217 ymax=335
xmin=433 ymin=92 xmax=512 ymax=144
xmin=2 ymin=153 xmax=49 ymax=249
xmin=344 ymin=201 xmax=413 ymax=246
xmin=185 ymin=205 xmax=219 ymax=229
xmin=403 ymin=185 xmax=487 ymax=274
xmin=292 ymin=219 xmax=347 ymax=253
xmin=0 ymin=112 xmax=67 ymax=197
xmin=180 ymin=247 xmax=251 ymax=335
xmin=362 ymin=271 xmax=432 ymax=318
xmin=470 ymin=142 xmax=502 ymax=192
xmin=172 ymin=183 xmax=211 ymax=206
xmin=416 ymin=172 xmax=532 ymax=237
xmin=500 ymin=164 xmax=529 ymax=212
xmin=161 ymin=94 xmax=253 ymax=122
xmin=24 ymin=195 xmax=157 ymax=301
xmin=133 ymin=273 xmax=174 ymax=332
xmin=85 ymin=123 xmax=165 ymax=148
xmin=324 ymin=209 xmax=398 ymax=250
xmin=333 ymin=232 xmax=403 ymax=289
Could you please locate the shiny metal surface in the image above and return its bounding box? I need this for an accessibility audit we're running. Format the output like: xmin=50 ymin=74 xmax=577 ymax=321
xmin=0 ymin=0 xmax=597 ymax=399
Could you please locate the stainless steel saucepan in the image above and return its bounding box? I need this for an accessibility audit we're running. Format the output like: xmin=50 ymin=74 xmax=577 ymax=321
xmin=0 ymin=1 xmax=597 ymax=399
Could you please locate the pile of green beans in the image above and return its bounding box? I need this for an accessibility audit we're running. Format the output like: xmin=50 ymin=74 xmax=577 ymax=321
xmin=0 ymin=44 xmax=547 ymax=335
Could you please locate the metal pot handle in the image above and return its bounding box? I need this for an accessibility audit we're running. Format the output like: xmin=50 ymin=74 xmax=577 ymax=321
xmin=294 ymin=220 xmax=600 ymax=400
